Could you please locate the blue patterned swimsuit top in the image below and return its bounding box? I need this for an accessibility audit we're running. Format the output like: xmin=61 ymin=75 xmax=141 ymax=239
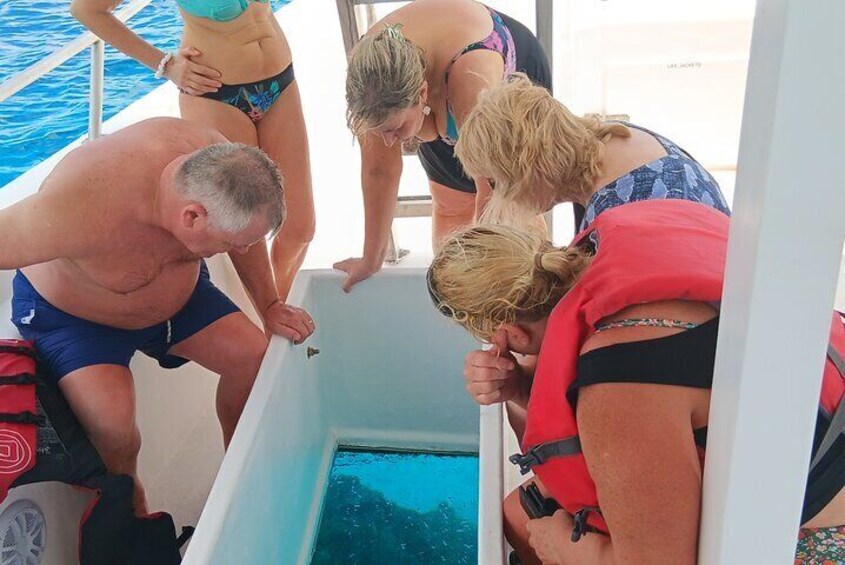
xmin=176 ymin=0 xmax=268 ymax=22
xmin=579 ymin=123 xmax=731 ymax=232
xmin=441 ymin=8 xmax=516 ymax=145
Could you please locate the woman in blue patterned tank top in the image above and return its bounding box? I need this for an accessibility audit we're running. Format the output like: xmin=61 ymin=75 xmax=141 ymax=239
xmin=455 ymin=73 xmax=731 ymax=233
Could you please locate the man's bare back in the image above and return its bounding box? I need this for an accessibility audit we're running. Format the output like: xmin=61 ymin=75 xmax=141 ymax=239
xmin=12 ymin=118 xmax=225 ymax=329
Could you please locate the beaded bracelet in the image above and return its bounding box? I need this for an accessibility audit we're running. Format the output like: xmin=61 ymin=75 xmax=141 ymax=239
xmin=154 ymin=51 xmax=174 ymax=80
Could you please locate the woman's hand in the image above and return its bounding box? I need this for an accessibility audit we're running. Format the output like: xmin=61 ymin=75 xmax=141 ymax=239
xmin=463 ymin=328 xmax=529 ymax=406
xmin=165 ymin=47 xmax=223 ymax=95
xmin=525 ymin=510 xmax=573 ymax=565
xmin=333 ymin=256 xmax=383 ymax=293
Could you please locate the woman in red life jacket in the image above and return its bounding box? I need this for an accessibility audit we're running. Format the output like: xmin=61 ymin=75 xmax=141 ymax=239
xmin=427 ymin=201 xmax=845 ymax=564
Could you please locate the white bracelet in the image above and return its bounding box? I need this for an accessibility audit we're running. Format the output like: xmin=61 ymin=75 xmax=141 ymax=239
xmin=154 ymin=52 xmax=174 ymax=80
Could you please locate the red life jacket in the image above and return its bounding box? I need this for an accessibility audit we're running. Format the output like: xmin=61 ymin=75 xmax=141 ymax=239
xmin=0 ymin=340 xmax=190 ymax=563
xmin=511 ymin=200 xmax=845 ymax=540
xmin=0 ymin=339 xmax=38 ymax=498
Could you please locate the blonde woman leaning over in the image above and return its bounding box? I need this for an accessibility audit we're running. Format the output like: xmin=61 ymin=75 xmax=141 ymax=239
xmin=72 ymin=0 xmax=314 ymax=301
xmin=333 ymin=0 xmax=551 ymax=292
xmin=455 ymin=73 xmax=730 ymax=231
xmin=427 ymin=200 xmax=845 ymax=565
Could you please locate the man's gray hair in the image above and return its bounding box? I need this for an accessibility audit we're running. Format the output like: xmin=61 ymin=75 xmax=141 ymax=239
xmin=176 ymin=143 xmax=285 ymax=235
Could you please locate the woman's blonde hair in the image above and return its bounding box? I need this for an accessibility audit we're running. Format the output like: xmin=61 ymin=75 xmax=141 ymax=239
xmin=427 ymin=224 xmax=592 ymax=341
xmin=346 ymin=23 xmax=427 ymax=136
xmin=455 ymin=73 xmax=630 ymax=225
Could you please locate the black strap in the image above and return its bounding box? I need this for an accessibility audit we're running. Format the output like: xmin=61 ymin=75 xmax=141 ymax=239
xmin=0 ymin=344 xmax=35 ymax=358
xmin=0 ymin=411 xmax=40 ymax=425
xmin=509 ymin=437 xmax=582 ymax=475
xmin=693 ymin=427 xmax=708 ymax=449
xmin=573 ymin=317 xmax=719 ymax=399
xmin=810 ymin=345 xmax=845 ymax=470
xmin=0 ymin=373 xmax=36 ymax=385
xmin=518 ymin=483 xmax=560 ymax=520
xmin=176 ymin=526 xmax=195 ymax=549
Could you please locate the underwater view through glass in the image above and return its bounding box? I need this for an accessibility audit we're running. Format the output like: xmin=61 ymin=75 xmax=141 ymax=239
xmin=310 ymin=448 xmax=479 ymax=564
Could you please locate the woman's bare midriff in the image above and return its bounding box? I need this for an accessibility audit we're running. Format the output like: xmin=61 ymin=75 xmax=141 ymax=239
xmin=804 ymin=487 xmax=845 ymax=529
xmin=181 ymin=3 xmax=291 ymax=84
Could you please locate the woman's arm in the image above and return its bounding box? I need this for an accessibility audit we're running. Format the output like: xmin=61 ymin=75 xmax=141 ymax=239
xmin=70 ymin=0 xmax=222 ymax=94
xmin=447 ymin=50 xmax=505 ymax=218
xmin=579 ymin=383 xmax=704 ymax=565
xmin=523 ymin=381 xmax=704 ymax=565
xmin=333 ymin=133 xmax=403 ymax=292
xmin=71 ymin=0 xmax=164 ymax=70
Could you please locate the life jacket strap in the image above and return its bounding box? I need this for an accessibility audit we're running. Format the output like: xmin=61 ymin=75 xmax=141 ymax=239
xmin=0 ymin=411 xmax=41 ymax=425
xmin=0 ymin=344 xmax=35 ymax=358
xmin=518 ymin=482 xmax=560 ymax=519
xmin=0 ymin=373 xmax=36 ymax=385
xmin=176 ymin=525 xmax=195 ymax=549
xmin=509 ymin=436 xmax=583 ymax=475
xmin=810 ymin=344 xmax=845 ymax=470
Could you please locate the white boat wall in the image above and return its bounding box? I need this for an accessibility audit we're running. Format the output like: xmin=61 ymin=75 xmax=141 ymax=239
xmin=181 ymin=269 xmax=508 ymax=564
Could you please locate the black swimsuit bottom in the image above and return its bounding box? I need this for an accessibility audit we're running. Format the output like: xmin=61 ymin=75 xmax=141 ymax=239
xmin=199 ymin=63 xmax=295 ymax=123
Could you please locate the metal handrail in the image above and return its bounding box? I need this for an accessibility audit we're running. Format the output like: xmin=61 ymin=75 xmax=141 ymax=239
xmin=0 ymin=0 xmax=154 ymax=139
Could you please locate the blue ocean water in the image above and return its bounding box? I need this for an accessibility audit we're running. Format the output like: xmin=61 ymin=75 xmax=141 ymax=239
xmin=0 ymin=0 xmax=290 ymax=188
xmin=311 ymin=449 xmax=479 ymax=564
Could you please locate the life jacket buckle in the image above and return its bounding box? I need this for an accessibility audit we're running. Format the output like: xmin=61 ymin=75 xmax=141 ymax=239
xmin=571 ymin=506 xmax=601 ymax=542
xmin=509 ymin=449 xmax=541 ymax=475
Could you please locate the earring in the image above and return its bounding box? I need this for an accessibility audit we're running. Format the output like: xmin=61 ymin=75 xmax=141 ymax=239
xmin=423 ymin=105 xmax=431 ymax=116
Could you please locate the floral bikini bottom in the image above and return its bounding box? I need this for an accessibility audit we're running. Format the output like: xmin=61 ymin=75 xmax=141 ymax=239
xmin=199 ymin=63 xmax=295 ymax=123
xmin=795 ymin=525 xmax=845 ymax=564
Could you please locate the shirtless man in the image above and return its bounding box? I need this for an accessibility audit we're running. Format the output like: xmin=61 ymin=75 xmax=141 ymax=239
xmin=0 ymin=117 xmax=315 ymax=513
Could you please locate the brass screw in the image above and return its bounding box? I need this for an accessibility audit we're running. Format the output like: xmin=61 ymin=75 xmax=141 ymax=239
xmin=307 ymin=347 xmax=320 ymax=359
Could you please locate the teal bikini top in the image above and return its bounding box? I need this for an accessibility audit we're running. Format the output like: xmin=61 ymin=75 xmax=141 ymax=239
xmin=176 ymin=0 xmax=269 ymax=22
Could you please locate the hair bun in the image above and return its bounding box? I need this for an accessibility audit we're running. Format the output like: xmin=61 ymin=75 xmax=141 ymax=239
xmin=382 ymin=23 xmax=406 ymax=42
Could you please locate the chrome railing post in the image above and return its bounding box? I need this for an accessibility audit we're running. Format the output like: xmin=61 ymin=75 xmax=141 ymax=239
xmin=536 ymin=0 xmax=555 ymax=238
xmin=0 ymin=0 xmax=150 ymax=111
xmin=88 ymin=39 xmax=105 ymax=140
